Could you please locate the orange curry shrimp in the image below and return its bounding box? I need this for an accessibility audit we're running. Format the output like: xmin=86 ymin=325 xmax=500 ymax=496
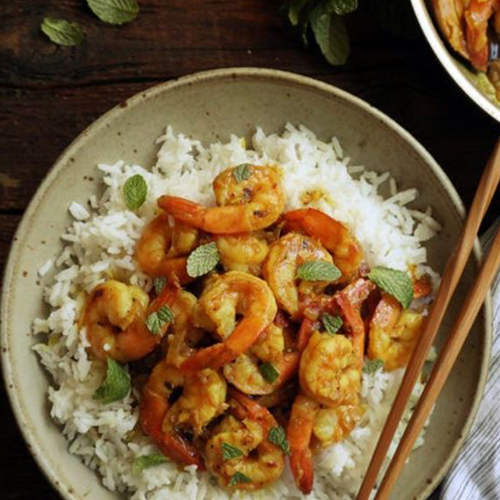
xmin=205 ymin=390 xmax=285 ymax=490
xmin=223 ymin=322 xmax=300 ymax=395
xmin=83 ymin=279 xmax=174 ymax=362
xmin=215 ymin=232 xmax=270 ymax=276
xmin=136 ymin=213 xmax=199 ymax=284
xmin=158 ymin=165 xmax=285 ymax=234
xmin=140 ymin=360 xmax=227 ymax=469
xmin=262 ymin=232 xmax=336 ymax=317
xmin=284 ymin=208 xmax=364 ymax=280
xmin=368 ymin=293 xmax=425 ymax=371
xmin=181 ymin=271 xmax=278 ymax=372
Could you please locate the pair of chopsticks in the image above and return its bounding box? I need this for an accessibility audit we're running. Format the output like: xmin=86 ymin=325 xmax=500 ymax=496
xmin=356 ymin=139 xmax=500 ymax=500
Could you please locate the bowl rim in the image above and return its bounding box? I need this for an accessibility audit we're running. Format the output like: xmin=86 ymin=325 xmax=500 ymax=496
xmin=410 ymin=0 xmax=500 ymax=123
xmin=0 ymin=67 xmax=492 ymax=500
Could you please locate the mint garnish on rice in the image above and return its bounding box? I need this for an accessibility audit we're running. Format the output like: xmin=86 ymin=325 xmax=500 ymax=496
xmin=133 ymin=454 xmax=168 ymax=474
xmin=363 ymin=358 xmax=384 ymax=374
xmin=93 ymin=358 xmax=131 ymax=404
xmin=368 ymin=266 xmax=414 ymax=309
xmin=123 ymin=174 xmax=148 ymax=210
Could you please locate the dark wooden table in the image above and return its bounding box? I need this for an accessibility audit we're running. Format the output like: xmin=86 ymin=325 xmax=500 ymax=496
xmin=0 ymin=1 xmax=498 ymax=498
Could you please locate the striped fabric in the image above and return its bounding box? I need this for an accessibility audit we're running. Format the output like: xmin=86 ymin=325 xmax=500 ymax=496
xmin=441 ymin=225 xmax=500 ymax=500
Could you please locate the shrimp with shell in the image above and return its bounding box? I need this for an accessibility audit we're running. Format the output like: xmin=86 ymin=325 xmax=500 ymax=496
xmin=181 ymin=271 xmax=278 ymax=373
xmin=158 ymin=165 xmax=285 ymax=234
xmin=83 ymin=279 xmax=174 ymax=362
xmin=205 ymin=389 xmax=285 ymax=490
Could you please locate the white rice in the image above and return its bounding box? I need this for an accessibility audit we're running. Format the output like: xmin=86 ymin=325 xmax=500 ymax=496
xmin=33 ymin=123 xmax=439 ymax=500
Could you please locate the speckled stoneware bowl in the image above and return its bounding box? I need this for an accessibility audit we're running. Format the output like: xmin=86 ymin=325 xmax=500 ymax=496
xmin=411 ymin=0 xmax=500 ymax=123
xmin=0 ymin=68 xmax=491 ymax=500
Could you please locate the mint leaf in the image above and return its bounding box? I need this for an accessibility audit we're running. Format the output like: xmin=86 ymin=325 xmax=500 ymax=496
xmin=363 ymin=358 xmax=384 ymax=374
xmin=123 ymin=174 xmax=148 ymax=210
xmin=187 ymin=242 xmax=219 ymax=278
xmin=310 ymin=3 xmax=350 ymax=65
xmin=153 ymin=277 xmax=166 ymax=295
xmin=258 ymin=362 xmax=280 ymax=383
xmin=232 ymin=164 xmax=252 ymax=183
xmin=368 ymin=266 xmax=414 ymax=309
xmin=222 ymin=442 xmax=244 ymax=460
xmin=296 ymin=260 xmax=341 ymax=281
xmin=146 ymin=306 xmax=174 ymax=335
xmin=322 ymin=313 xmax=343 ymax=335
xmin=87 ymin=0 xmax=139 ymax=25
xmin=268 ymin=426 xmax=291 ymax=455
xmin=41 ymin=17 xmax=85 ymax=47
xmin=229 ymin=471 xmax=252 ymax=486
xmin=330 ymin=0 xmax=358 ymax=15
xmin=132 ymin=454 xmax=168 ymax=474
xmin=288 ymin=0 xmax=311 ymax=26
xmin=93 ymin=358 xmax=130 ymax=404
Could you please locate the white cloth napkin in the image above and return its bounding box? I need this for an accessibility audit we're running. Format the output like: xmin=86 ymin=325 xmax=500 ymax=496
xmin=440 ymin=224 xmax=500 ymax=500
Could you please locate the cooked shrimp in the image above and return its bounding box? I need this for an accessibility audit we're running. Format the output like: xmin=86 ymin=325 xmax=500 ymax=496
xmin=312 ymin=400 xmax=364 ymax=447
xmin=223 ymin=323 xmax=300 ymax=395
xmin=136 ymin=213 xmax=198 ymax=284
xmin=158 ymin=165 xmax=285 ymax=234
xmin=163 ymin=285 xmax=203 ymax=369
xmin=284 ymin=208 xmax=364 ymax=280
xmin=262 ymin=232 xmax=335 ymax=317
xmin=205 ymin=390 xmax=285 ymax=490
xmin=216 ymin=232 xmax=269 ymax=275
xmin=83 ymin=280 xmax=173 ymax=362
xmin=368 ymin=293 xmax=425 ymax=371
xmin=181 ymin=271 xmax=278 ymax=372
xmin=432 ymin=0 xmax=469 ymax=58
xmin=299 ymin=331 xmax=361 ymax=407
xmin=287 ymin=394 xmax=318 ymax=494
xmin=464 ymin=0 xmax=499 ymax=71
xmin=140 ymin=360 xmax=227 ymax=469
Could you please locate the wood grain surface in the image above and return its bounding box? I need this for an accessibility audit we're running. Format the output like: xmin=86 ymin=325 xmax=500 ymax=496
xmin=0 ymin=1 xmax=498 ymax=498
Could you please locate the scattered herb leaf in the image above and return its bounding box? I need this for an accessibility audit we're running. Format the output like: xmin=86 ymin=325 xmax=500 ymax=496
xmin=296 ymin=260 xmax=341 ymax=282
xmin=146 ymin=306 xmax=174 ymax=335
xmin=186 ymin=242 xmax=219 ymax=278
xmin=268 ymin=426 xmax=291 ymax=454
xmin=368 ymin=266 xmax=414 ymax=309
xmin=153 ymin=277 xmax=167 ymax=295
xmin=232 ymin=163 xmax=252 ymax=183
xmin=322 ymin=313 xmax=343 ymax=335
xmin=331 ymin=0 xmax=358 ymax=15
xmin=87 ymin=0 xmax=139 ymax=25
xmin=229 ymin=471 xmax=252 ymax=486
xmin=132 ymin=455 xmax=168 ymax=474
xmin=222 ymin=442 xmax=244 ymax=460
xmin=41 ymin=17 xmax=85 ymax=47
xmin=258 ymin=362 xmax=280 ymax=383
xmin=310 ymin=2 xmax=350 ymax=66
xmin=93 ymin=358 xmax=130 ymax=404
xmin=123 ymin=174 xmax=148 ymax=210
xmin=288 ymin=0 xmax=311 ymax=26
xmin=363 ymin=358 xmax=384 ymax=374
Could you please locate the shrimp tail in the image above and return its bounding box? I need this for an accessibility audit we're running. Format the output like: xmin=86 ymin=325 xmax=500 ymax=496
xmin=158 ymin=196 xmax=206 ymax=229
xmin=140 ymin=388 xmax=205 ymax=470
xmin=287 ymin=395 xmax=318 ymax=494
xmin=180 ymin=343 xmax=231 ymax=373
xmin=297 ymin=318 xmax=317 ymax=352
xmin=290 ymin=448 xmax=314 ymax=495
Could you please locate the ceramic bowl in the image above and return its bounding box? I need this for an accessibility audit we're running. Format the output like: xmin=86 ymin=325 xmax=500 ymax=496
xmin=411 ymin=0 xmax=500 ymax=123
xmin=0 ymin=68 xmax=491 ymax=500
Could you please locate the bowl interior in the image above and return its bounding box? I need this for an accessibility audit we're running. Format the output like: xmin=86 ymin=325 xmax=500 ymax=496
xmin=411 ymin=0 xmax=500 ymax=123
xmin=1 ymin=69 xmax=491 ymax=500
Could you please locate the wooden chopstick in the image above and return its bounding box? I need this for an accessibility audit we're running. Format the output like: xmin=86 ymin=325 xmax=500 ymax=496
xmin=356 ymin=139 xmax=500 ymax=500
xmin=373 ymin=195 xmax=500 ymax=499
